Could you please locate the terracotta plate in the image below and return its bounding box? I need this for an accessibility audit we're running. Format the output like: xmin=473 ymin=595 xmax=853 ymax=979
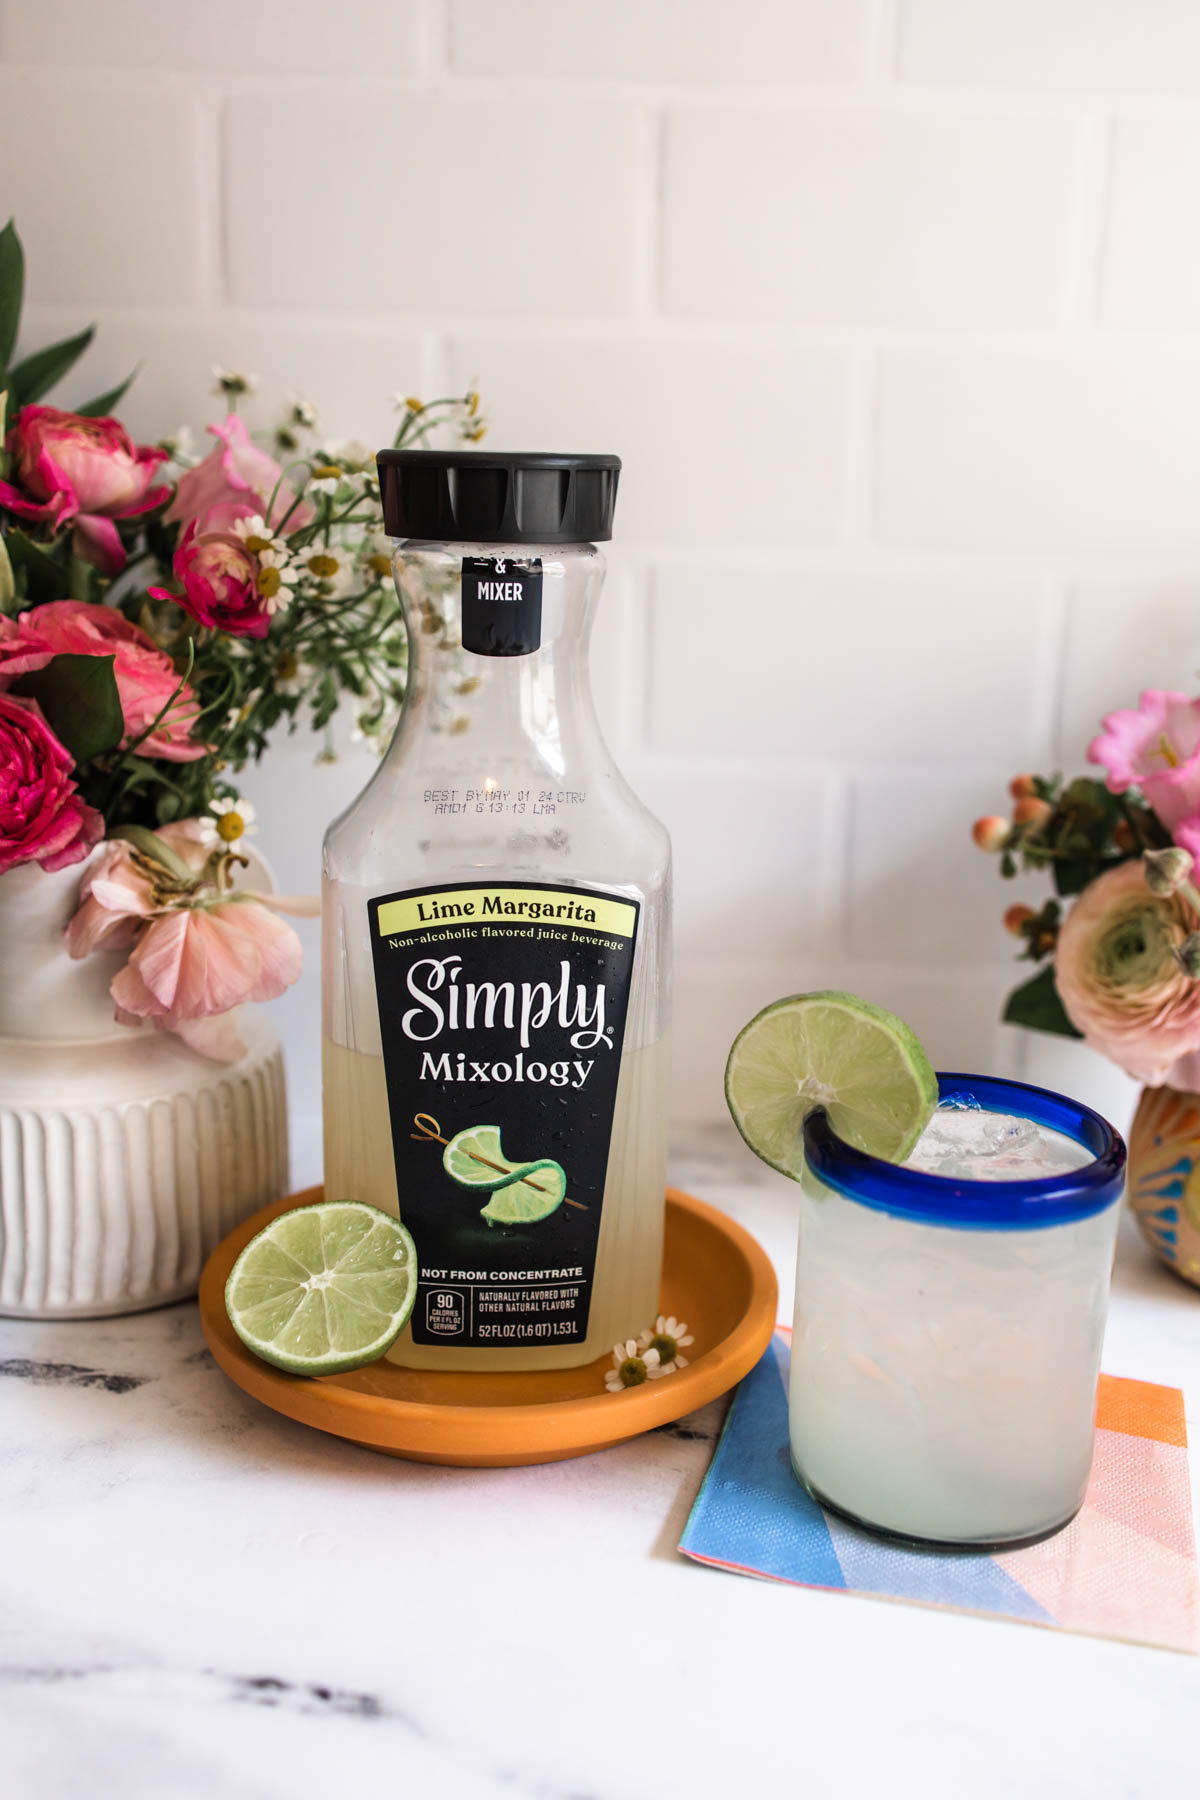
xmin=199 ymin=1185 xmax=778 ymax=1467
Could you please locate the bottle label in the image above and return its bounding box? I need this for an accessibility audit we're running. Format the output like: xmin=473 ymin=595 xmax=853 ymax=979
xmin=368 ymin=880 xmax=640 ymax=1347
xmin=460 ymin=554 xmax=543 ymax=656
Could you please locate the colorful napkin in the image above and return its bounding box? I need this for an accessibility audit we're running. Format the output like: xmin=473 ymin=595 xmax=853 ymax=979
xmin=679 ymin=1332 xmax=1198 ymax=1654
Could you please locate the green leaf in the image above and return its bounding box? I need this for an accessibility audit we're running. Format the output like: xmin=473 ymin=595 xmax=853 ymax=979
xmin=0 ymin=533 xmax=14 ymax=612
xmin=11 ymin=652 xmax=124 ymax=763
xmin=0 ymin=220 xmax=24 ymax=374
xmin=1003 ymin=965 xmax=1083 ymax=1039
xmin=1051 ymin=856 xmax=1099 ymax=898
xmin=2 ymin=527 xmax=68 ymax=601
xmin=75 ymin=368 xmax=138 ymax=418
xmin=8 ymin=325 xmax=95 ymax=409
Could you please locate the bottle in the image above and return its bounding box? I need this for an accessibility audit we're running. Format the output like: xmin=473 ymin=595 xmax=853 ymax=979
xmin=322 ymin=451 xmax=672 ymax=1371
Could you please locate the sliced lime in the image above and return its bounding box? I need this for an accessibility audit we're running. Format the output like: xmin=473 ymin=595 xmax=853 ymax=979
xmin=480 ymin=1160 xmax=567 ymax=1226
xmin=443 ymin=1125 xmax=512 ymax=1190
xmin=225 ymin=1200 xmax=417 ymax=1375
xmin=724 ymin=990 xmax=937 ymax=1176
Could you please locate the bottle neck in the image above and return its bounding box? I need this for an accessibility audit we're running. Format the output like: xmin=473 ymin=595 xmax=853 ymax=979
xmin=389 ymin=541 xmax=608 ymax=780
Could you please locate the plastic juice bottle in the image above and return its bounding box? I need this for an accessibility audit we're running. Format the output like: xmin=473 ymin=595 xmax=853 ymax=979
xmin=321 ymin=451 xmax=672 ymax=1371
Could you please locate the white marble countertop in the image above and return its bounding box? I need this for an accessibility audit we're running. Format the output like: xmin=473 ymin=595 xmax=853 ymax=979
xmin=2 ymin=1122 xmax=1198 ymax=1800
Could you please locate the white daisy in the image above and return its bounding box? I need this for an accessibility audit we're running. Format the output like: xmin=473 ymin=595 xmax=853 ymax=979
xmin=211 ymin=365 xmax=258 ymax=400
xmin=199 ymin=796 xmax=258 ymax=846
xmin=159 ymin=424 xmax=195 ymax=463
xmin=635 ymin=1315 xmax=694 ymax=1376
xmin=604 ymin=1338 xmax=661 ymax=1393
xmin=299 ymin=542 xmax=353 ymax=595
xmin=233 ymin=514 xmax=286 ymax=558
xmin=254 ymin=546 xmax=297 ymax=615
xmin=272 ymin=649 xmax=308 ymax=696
xmin=285 ymin=393 xmax=319 ymax=431
xmin=306 ymin=461 xmax=344 ymax=497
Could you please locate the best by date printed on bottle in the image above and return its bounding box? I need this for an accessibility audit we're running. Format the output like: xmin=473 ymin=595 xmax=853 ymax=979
xmin=424 ymin=788 xmax=588 ymax=816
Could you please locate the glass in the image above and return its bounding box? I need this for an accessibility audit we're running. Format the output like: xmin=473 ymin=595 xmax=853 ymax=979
xmin=789 ymin=1072 xmax=1127 ymax=1547
xmin=322 ymin=536 xmax=672 ymax=1371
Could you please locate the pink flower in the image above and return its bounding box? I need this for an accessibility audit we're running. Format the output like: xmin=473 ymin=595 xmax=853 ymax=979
xmin=150 ymin=524 xmax=271 ymax=639
xmin=0 ymin=601 xmax=207 ymax=761
xmin=110 ymin=900 xmax=304 ymax=1061
xmin=165 ymin=414 xmax=312 ymax=537
xmin=0 ymin=690 xmax=103 ymax=875
xmin=66 ymin=820 xmax=317 ymax=1060
xmin=0 ymin=405 xmax=170 ymax=575
xmin=1055 ymin=859 xmax=1200 ymax=1085
xmin=1088 ymin=690 xmax=1200 ymax=831
xmin=64 ymin=822 xmax=209 ymax=958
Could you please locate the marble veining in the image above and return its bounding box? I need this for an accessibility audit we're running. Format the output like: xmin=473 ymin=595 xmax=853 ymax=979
xmin=1 ymin=1121 xmax=1197 ymax=1800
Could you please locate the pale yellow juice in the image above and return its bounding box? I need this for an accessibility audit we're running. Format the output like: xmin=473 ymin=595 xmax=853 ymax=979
xmin=322 ymin=1032 xmax=670 ymax=1371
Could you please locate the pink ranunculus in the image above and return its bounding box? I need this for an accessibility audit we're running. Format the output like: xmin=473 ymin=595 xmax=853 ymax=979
xmin=150 ymin=524 xmax=271 ymax=640
xmin=1088 ymin=690 xmax=1200 ymax=831
xmin=0 ymin=405 xmax=171 ymax=575
xmin=0 ymin=601 xmax=207 ymax=761
xmin=110 ymin=898 xmax=305 ymax=1062
xmin=0 ymin=690 xmax=103 ymax=875
xmin=165 ymin=413 xmax=313 ymax=537
xmin=1055 ymin=859 xmax=1200 ymax=1085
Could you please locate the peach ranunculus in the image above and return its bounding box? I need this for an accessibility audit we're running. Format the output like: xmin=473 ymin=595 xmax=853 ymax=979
xmin=1054 ymin=859 xmax=1200 ymax=1086
xmin=165 ymin=414 xmax=313 ymax=537
xmin=66 ymin=822 xmax=317 ymax=1062
xmin=0 ymin=601 xmax=207 ymax=761
xmin=0 ymin=690 xmax=103 ymax=875
xmin=0 ymin=405 xmax=170 ymax=575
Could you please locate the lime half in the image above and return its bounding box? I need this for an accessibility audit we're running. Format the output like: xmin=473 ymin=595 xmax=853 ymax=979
xmin=479 ymin=1160 xmax=567 ymax=1226
xmin=724 ymin=990 xmax=937 ymax=1177
xmin=443 ymin=1125 xmax=510 ymax=1190
xmin=225 ymin=1201 xmax=418 ymax=1376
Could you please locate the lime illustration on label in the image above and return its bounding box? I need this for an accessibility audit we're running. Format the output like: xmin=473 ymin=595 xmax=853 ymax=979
xmin=369 ymin=879 xmax=639 ymax=1345
xmin=411 ymin=1113 xmax=584 ymax=1226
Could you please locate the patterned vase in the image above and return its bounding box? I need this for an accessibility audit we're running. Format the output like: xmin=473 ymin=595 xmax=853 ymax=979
xmin=1127 ymin=1085 xmax=1200 ymax=1290
xmin=0 ymin=856 xmax=290 ymax=1318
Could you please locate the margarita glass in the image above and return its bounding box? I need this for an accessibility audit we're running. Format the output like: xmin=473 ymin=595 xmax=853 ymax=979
xmin=789 ymin=1072 xmax=1127 ymax=1548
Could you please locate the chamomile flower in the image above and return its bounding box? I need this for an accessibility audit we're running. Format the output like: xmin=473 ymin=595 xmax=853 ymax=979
xmin=233 ymin=514 xmax=286 ymax=558
xmin=254 ymin=546 xmax=297 ymax=615
xmin=636 ymin=1315 xmax=694 ymax=1376
xmin=307 ymin=463 xmax=344 ymax=496
xmin=211 ymin=365 xmax=258 ymax=401
xmin=604 ymin=1339 xmax=661 ymax=1393
xmin=159 ymin=424 xmax=195 ymax=464
xmin=300 ymin=543 xmax=354 ymax=594
xmin=199 ymin=796 xmax=258 ymax=846
xmin=272 ymin=649 xmax=308 ymax=696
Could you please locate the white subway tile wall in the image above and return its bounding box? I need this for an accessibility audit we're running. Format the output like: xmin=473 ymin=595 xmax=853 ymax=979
xmin=4 ymin=0 xmax=1195 ymax=1139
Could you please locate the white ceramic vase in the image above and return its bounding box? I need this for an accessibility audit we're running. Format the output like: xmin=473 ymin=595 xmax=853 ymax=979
xmin=0 ymin=857 xmax=289 ymax=1318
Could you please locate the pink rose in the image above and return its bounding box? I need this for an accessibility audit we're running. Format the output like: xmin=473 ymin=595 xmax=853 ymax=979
xmin=149 ymin=524 xmax=273 ymax=639
xmin=0 ymin=601 xmax=207 ymax=762
xmin=0 ymin=690 xmax=104 ymax=875
xmin=165 ymin=414 xmax=313 ymax=537
xmin=1088 ymin=690 xmax=1200 ymax=831
xmin=1055 ymin=859 xmax=1200 ymax=1085
xmin=0 ymin=405 xmax=170 ymax=575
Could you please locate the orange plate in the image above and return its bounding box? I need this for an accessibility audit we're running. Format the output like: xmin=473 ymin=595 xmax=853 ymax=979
xmin=199 ymin=1184 xmax=778 ymax=1468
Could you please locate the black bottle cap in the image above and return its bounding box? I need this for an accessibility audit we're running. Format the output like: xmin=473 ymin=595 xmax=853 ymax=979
xmin=376 ymin=449 xmax=621 ymax=545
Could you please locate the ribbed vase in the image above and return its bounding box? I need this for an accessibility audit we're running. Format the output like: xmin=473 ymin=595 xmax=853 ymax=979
xmin=0 ymin=858 xmax=290 ymax=1319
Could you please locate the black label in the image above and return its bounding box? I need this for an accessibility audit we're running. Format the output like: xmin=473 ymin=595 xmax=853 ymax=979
xmin=368 ymin=881 xmax=639 ymax=1347
xmin=460 ymin=555 xmax=543 ymax=656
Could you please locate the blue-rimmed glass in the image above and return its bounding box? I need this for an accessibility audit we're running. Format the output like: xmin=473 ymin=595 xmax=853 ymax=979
xmin=789 ymin=1073 xmax=1127 ymax=1549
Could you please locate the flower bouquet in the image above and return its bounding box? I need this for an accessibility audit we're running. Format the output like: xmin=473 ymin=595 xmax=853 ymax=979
xmin=0 ymin=217 xmax=484 ymax=1316
xmin=0 ymin=219 xmax=482 ymax=1058
xmin=973 ymin=689 xmax=1200 ymax=1287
